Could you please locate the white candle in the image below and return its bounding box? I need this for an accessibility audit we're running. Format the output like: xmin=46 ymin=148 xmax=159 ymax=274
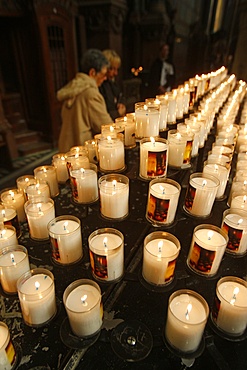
xmin=52 ymin=153 xmax=69 ymax=183
xmin=99 ymin=175 xmax=129 ymax=219
xmin=203 ymin=163 xmax=229 ymax=199
xmin=0 ymin=322 xmax=16 ymax=370
xmin=187 ymin=225 xmax=228 ymax=276
xmin=222 ymin=209 xmax=247 ymax=255
xmin=212 ymin=277 xmax=247 ymax=335
xmin=17 ymin=269 xmax=56 ymax=326
xmin=123 ymin=120 xmax=136 ymax=148
xmin=16 ymin=175 xmax=35 ymax=199
xmin=0 ymin=245 xmax=30 ymax=294
xmin=167 ymin=131 xmax=187 ymax=168
xmin=34 ymin=165 xmax=59 ymax=197
xmin=63 ymin=279 xmax=102 ymax=337
xmin=1 ymin=189 xmax=26 ymax=223
xmin=155 ymin=96 xmax=168 ymax=131
xmin=142 ymin=232 xmax=180 ymax=285
xmin=0 ymin=206 xmax=21 ymax=238
xmin=166 ymin=93 xmax=177 ymax=125
xmin=25 ymin=181 xmax=50 ymax=200
xmin=146 ymin=179 xmax=180 ymax=226
xmin=70 ymin=166 xmax=98 ymax=204
xmin=139 ymin=137 xmax=168 ymax=179
xmin=184 ymin=173 xmax=219 ymax=217
xmin=84 ymin=140 xmax=98 ymax=164
xmin=48 ymin=216 xmax=83 ymax=264
xmin=0 ymin=227 xmax=18 ymax=251
xmin=24 ymin=198 xmax=55 ymax=240
xmin=89 ymin=229 xmax=124 ymax=282
xmin=135 ymin=102 xmax=160 ymax=138
xmin=98 ymin=138 xmax=125 ymax=172
xmin=165 ymin=290 xmax=209 ymax=353
xmin=231 ymin=193 xmax=247 ymax=211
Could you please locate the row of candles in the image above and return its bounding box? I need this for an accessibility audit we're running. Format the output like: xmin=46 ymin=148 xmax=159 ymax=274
xmin=1 ymin=66 xmax=247 ymax=367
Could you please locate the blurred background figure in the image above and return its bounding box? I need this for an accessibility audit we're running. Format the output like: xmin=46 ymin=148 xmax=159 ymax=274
xmin=100 ymin=49 xmax=126 ymax=121
xmin=57 ymin=49 xmax=113 ymax=153
xmin=148 ymin=43 xmax=175 ymax=97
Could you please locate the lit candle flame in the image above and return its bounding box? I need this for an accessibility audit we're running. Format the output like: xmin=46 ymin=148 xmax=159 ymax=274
xmin=1 ymin=210 xmax=5 ymax=218
xmin=10 ymin=191 xmax=15 ymax=200
xmin=0 ymin=230 xmax=6 ymax=238
xmin=63 ymin=221 xmax=68 ymax=231
xmin=37 ymin=203 xmax=42 ymax=212
xmin=237 ymin=218 xmax=243 ymax=226
xmin=81 ymin=295 xmax=88 ymax=306
xmin=207 ymin=230 xmax=214 ymax=240
xmin=185 ymin=303 xmax=192 ymax=320
xmin=202 ymin=180 xmax=207 ymax=187
xmin=150 ymin=137 xmax=155 ymax=146
xmin=10 ymin=253 xmax=15 ymax=264
xmin=160 ymin=185 xmax=165 ymax=195
xmin=230 ymin=287 xmax=239 ymax=305
xmin=103 ymin=237 xmax=108 ymax=250
xmin=35 ymin=281 xmax=40 ymax=290
xmin=112 ymin=180 xmax=117 ymax=190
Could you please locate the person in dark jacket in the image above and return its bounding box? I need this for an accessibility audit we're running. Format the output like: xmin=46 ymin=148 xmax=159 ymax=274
xmin=148 ymin=43 xmax=175 ymax=97
xmin=99 ymin=49 xmax=126 ymax=121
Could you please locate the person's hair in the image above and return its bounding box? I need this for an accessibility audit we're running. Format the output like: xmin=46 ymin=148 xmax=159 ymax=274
xmin=102 ymin=49 xmax=121 ymax=68
xmin=80 ymin=49 xmax=109 ymax=74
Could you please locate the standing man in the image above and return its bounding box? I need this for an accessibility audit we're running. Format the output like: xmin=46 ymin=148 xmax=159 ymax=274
xmin=57 ymin=49 xmax=113 ymax=153
xmin=148 ymin=43 xmax=175 ymax=97
xmin=99 ymin=49 xmax=126 ymax=121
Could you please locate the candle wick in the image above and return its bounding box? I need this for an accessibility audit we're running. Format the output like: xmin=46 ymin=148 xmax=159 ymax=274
xmin=12 ymin=257 xmax=15 ymax=263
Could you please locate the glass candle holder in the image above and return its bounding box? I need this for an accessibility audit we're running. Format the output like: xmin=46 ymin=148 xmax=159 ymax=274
xmin=0 ymin=204 xmax=21 ymax=238
xmin=0 ymin=245 xmax=30 ymax=294
xmin=166 ymin=92 xmax=177 ymax=126
xmin=84 ymin=140 xmax=98 ymax=164
xmin=98 ymin=174 xmax=129 ymax=220
xmin=52 ymin=153 xmax=69 ymax=184
xmin=63 ymin=279 xmax=103 ymax=338
xmin=167 ymin=130 xmax=187 ymax=169
xmin=98 ymin=137 xmax=125 ymax=172
xmin=165 ymin=289 xmax=209 ymax=353
xmin=34 ymin=165 xmax=59 ymax=198
xmin=25 ymin=179 xmax=50 ymax=201
xmin=0 ymin=188 xmax=26 ymax=223
xmin=135 ymin=102 xmax=160 ymax=139
xmin=203 ymin=161 xmax=230 ymax=200
xmin=142 ymin=231 xmax=180 ymax=286
xmin=0 ymin=225 xmax=18 ymax=251
xmin=146 ymin=178 xmax=181 ymax=226
xmin=48 ymin=215 xmax=83 ymax=265
xmin=211 ymin=276 xmax=247 ymax=336
xmin=183 ymin=172 xmax=219 ymax=217
xmin=139 ymin=137 xmax=168 ymax=180
xmin=16 ymin=175 xmax=35 ymax=200
xmin=24 ymin=197 xmax=55 ymax=241
xmin=88 ymin=228 xmax=124 ymax=282
xmin=187 ymin=224 xmax=228 ymax=277
xmin=221 ymin=208 xmax=247 ymax=256
xmin=17 ymin=268 xmax=57 ymax=327
xmin=0 ymin=321 xmax=17 ymax=370
xmin=69 ymin=163 xmax=98 ymax=204
xmin=156 ymin=95 xmax=168 ymax=132
xmin=230 ymin=191 xmax=247 ymax=211
xmin=115 ymin=117 xmax=136 ymax=148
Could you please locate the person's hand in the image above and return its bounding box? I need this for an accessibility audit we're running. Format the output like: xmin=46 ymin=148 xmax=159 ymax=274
xmin=117 ymin=103 xmax=126 ymax=117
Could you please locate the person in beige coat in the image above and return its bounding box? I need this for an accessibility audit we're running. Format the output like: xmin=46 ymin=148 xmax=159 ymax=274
xmin=57 ymin=49 xmax=113 ymax=153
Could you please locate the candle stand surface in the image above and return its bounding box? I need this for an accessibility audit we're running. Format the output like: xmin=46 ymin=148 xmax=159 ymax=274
xmin=0 ymin=137 xmax=247 ymax=370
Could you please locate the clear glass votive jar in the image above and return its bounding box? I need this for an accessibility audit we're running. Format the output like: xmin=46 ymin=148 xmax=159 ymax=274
xmin=139 ymin=137 xmax=168 ymax=180
xmin=135 ymin=102 xmax=160 ymax=139
xmin=25 ymin=179 xmax=50 ymax=201
xmin=165 ymin=289 xmax=209 ymax=353
xmin=142 ymin=231 xmax=181 ymax=286
xmin=98 ymin=174 xmax=129 ymax=220
xmin=65 ymin=150 xmax=90 ymax=174
xmin=16 ymin=175 xmax=35 ymax=199
xmin=88 ymin=228 xmax=124 ymax=282
xmin=34 ymin=165 xmax=59 ymax=198
xmin=230 ymin=191 xmax=247 ymax=211
xmin=0 ymin=321 xmax=17 ymax=369
xmin=167 ymin=130 xmax=188 ymax=169
xmin=184 ymin=172 xmax=219 ymax=217
xmin=203 ymin=161 xmax=230 ymax=200
xmin=0 ymin=225 xmax=18 ymax=251
xmin=84 ymin=140 xmax=98 ymax=164
xmin=115 ymin=117 xmax=136 ymax=148
xmin=98 ymin=137 xmax=125 ymax=172
xmin=156 ymin=95 xmax=168 ymax=131
xmin=187 ymin=224 xmax=228 ymax=277
xmin=48 ymin=215 xmax=83 ymax=265
xmin=63 ymin=279 xmax=103 ymax=338
xmin=24 ymin=197 xmax=55 ymax=240
xmin=0 ymin=188 xmax=26 ymax=223
xmin=221 ymin=208 xmax=247 ymax=256
xmin=0 ymin=204 xmax=21 ymax=238
xmin=0 ymin=245 xmax=30 ymax=294
xmin=69 ymin=163 xmax=98 ymax=204
xmin=52 ymin=153 xmax=69 ymax=184
xmin=146 ymin=178 xmax=181 ymax=226
xmin=17 ymin=268 xmax=57 ymax=327
xmin=211 ymin=276 xmax=247 ymax=336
